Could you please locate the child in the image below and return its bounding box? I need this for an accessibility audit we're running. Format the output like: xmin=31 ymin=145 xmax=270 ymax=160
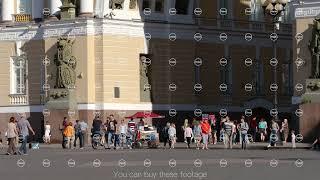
xmin=63 ymin=122 xmax=75 ymax=149
xmin=291 ymin=130 xmax=296 ymax=149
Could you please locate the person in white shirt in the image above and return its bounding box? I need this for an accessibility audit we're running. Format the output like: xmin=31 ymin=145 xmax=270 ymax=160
xmin=168 ymin=123 xmax=176 ymax=149
xmin=119 ymin=119 xmax=128 ymax=149
xmin=6 ymin=117 xmax=18 ymax=155
xmin=184 ymin=124 xmax=193 ymax=149
xmin=43 ymin=121 xmax=51 ymax=144
xmin=291 ymin=130 xmax=296 ymax=149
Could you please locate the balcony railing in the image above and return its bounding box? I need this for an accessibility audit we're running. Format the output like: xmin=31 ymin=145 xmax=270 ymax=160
xmin=13 ymin=14 xmax=32 ymax=23
xmin=9 ymin=94 xmax=29 ymax=105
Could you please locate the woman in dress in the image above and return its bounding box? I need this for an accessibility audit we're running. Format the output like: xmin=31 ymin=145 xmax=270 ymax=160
xmin=280 ymin=119 xmax=289 ymax=144
xmin=6 ymin=117 xmax=18 ymax=155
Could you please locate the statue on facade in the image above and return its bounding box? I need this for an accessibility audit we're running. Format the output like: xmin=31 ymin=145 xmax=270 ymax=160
xmin=309 ymin=18 xmax=320 ymax=78
xmin=54 ymin=37 xmax=77 ymax=89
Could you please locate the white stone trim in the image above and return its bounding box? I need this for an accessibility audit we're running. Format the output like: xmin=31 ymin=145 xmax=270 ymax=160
xmin=295 ymin=6 xmax=320 ymax=18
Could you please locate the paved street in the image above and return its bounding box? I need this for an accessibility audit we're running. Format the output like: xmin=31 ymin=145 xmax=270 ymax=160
xmin=0 ymin=143 xmax=319 ymax=180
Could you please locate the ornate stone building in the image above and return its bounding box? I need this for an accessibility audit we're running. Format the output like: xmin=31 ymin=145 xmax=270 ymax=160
xmin=0 ymin=0 xmax=298 ymax=142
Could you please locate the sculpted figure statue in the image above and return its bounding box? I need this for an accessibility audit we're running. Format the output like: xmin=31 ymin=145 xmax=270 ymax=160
xmin=309 ymin=18 xmax=320 ymax=78
xmin=54 ymin=37 xmax=77 ymax=88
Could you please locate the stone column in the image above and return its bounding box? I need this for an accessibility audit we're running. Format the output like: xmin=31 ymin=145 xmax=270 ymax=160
xmin=1 ymin=0 xmax=14 ymax=22
xmin=79 ymin=0 xmax=94 ymax=17
xmin=50 ymin=0 xmax=62 ymax=16
xmin=32 ymin=0 xmax=44 ymax=21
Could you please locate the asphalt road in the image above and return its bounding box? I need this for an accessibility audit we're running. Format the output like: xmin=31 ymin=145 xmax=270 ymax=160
xmin=0 ymin=145 xmax=319 ymax=180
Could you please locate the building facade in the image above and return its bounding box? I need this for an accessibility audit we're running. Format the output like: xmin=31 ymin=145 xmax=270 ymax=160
xmin=0 ymin=0 xmax=297 ymax=142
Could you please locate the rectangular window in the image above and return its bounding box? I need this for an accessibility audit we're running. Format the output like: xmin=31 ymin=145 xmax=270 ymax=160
xmin=155 ymin=0 xmax=164 ymax=12
xmin=175 ymin=0 xmax=189 ymax=15
xmin=109 ymin=0 xmax=124 ymax=10
xmin=11 ymin=56 xmax=27 ymax=94
xmin=114 ymin=87 xmax=120 ymax=98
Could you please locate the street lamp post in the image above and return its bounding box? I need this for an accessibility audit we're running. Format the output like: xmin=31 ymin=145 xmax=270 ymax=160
xmin=261 ymin=0 xmax=288 ymax=121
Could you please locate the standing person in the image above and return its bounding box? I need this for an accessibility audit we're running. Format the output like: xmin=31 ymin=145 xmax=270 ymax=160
xmin=210 ymin=115 xmax=218 ymax=144
xmin=60 ymin=117 xmax=68 ymax=148
xmin=78 ymin=119 xmax=88 ymax=149
xmin=223 ymin=117 xmax=235 ymax=149
xmin=267 ymin=120 xmax=280 ymax=148
xmin=193 ymin=121 xmax=202 ymax=150
xmin=249 ymin=117 xmax=258 ymax=143
xmin=162 ymin=123 xmax=170 ymax=149
xmin=291 ymin=130 xmax=296 ymax=149
xmin=280 ymin=119 xmax=289 ymax=144
xmin=258 ymin=118 xmax=267 ymax=142
xmin=0 ymin=131 xmax=3 ymax=148
xmin=17 ymin=115 xmax=35 ymax=155
xmin=168 ymin=123 xmax=176 ymax=149
xmin=239 ymin=118 xmax=249 ymax=150
xmin=220 ymin=117 xmax=227 ymax=143
xmin=63 ymin=122 xmax=75 ymax=149
xmin=73 ymin=120 xmax=81 ymax=148
xmin=184 ymin=124 xmax=193 ymax=149
xmin=113 ymin=120 xmax=120 ymax=150
xmin=43 ymin=121 xmax=51 ymax=144
xmin=182 ymin=119 xmax=189 ymax=143
xmin=107 ymin=115 xmax=117 ymax=148
xmin=6 ymin=117 xmax=18 ymax=155
xmin=119 ymin=119 xmax=128 ymax=149
xmin=201 ymin=119 xmax=211 ymax=150
xmin=103 ymin=117 xmax=110 ymax=147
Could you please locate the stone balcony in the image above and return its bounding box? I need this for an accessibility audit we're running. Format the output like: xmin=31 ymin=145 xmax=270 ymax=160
xmin=9 ymin=94 xmax=29 ymax=105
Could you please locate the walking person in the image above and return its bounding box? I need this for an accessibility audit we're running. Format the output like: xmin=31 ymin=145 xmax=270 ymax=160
xmin=60 ymin=117 xmax=68 ymax=148
xmin=64 ymin=122 xmax=75 ymax=149
xmin=78 ymin=119 xmax=88 ymax=149
xmin=74 ymin=120 xmax=82 ymax=148
xmin=210 ymin=115 xmax=218 ymax=144
xmin=168 ymin=123 xmax=176 ymax=149
xmin=162 ymin=123 xmax=170 ymax=149
xmin=267 ymin=120 xmax=280 ymax=148
xmin=249 ymin=117 xmax=258 ymax=143
xmin=239 ymin=118 xmax=249 ymax=150
xmin=107 ymin=115 xmax=117 ymax=148
xmin=113 ymin=119 xmax=120 ymax=150
xmin=201 ymin=119 xmax=211 ymax=150
xmin=280 ymin=119 xmax=289 ymax=144
xmin=193 ymin=121 xmax=202 ymax=150
xmin=6 ymin=117 xmax=18 ymax=155
xmin=223 ymin=117 xmax=235 ymax=149
xmin=258 ymin=118 xmax=267 ymax=142
xmin=184 ymin=124 xmax=193 ymax=149
xmin=43 ymin=121 xmax=51 ymax=144
xmin=119 ymin=119 xmax=128 ymax=149
xmin=182 ymin=119 xmax=189 ymax=143
xmin=17 ymin=115 xmax=35 ymax=155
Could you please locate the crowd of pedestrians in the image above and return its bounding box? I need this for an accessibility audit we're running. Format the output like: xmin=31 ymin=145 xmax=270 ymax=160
xmin=160 ymin=115 xmax=300 ymax=150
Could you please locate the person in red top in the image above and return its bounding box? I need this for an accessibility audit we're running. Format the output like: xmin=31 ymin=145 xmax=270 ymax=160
xmin=201 ymin=119 xmax=211 ymax=150
xmin=249 ymin=117 xmax=258 ymax=143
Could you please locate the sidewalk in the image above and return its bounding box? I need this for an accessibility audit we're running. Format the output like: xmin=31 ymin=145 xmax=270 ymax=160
xmin=1 ymin=142 xmax=311 ymax=150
